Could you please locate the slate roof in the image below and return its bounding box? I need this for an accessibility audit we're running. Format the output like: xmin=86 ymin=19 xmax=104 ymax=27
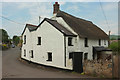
xmin=93 ymin=46 xmax=112 ymax=52
xmin=22 ymin=24 xmax=38 ymax=35
xmin=45 ymin=18 xmax=76 ymax=36
xmin=26 ymin=24 xmax=38 ymax=32
xmin=56 ymin=10 xmax=109 ymax=40
xmin=22 ymin=18 xmax=76 ymax=36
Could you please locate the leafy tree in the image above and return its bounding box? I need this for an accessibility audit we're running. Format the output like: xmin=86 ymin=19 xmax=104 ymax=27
xmin=111 ymin=37 xmax=116 ymax=40
xmin=109 ymin=41 xmax=120 ymax=55
xmin=13 ymin=35 xmax=20 ymax=46
xmin=0 ymin=29 xmax=9 ymax=43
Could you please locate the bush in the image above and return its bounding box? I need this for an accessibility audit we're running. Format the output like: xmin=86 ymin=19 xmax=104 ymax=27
xmin=109 ymin=41 xmax=120 ymax=54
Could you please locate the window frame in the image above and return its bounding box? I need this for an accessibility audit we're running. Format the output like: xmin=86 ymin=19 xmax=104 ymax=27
xmin=69 ymin=53 xmax=73 ymax=59
xmin=31 ymin=50 xmax=34 ymax=58
xmin=24 ymin=49 xmax=26 ymax=57
xmin=99 ymin=39 xmax=101 ymax=46
xmin=68 ymin=37 xmax=73 ymax=46
xmin=84 ymin=53 xmax=88 ymax=60
xmin=37 ymin=37 xmax=41 ymax=45
xmin=85 ymin=38 xmax=88 ymax=47
xmin=104 ymin=40 xmax=106 ymax=45
xmin=24 ymin=35 xmax=26 ymax=44
xmin=47 ymin=52 xmax=52 ymax=61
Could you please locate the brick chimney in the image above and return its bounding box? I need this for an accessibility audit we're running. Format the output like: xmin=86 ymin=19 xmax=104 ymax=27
xmin=53 ymin=2 xmax=59 ymax=14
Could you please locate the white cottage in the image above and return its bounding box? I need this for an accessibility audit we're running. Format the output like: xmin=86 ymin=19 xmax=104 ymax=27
xmin=21 ymin=2 xmax=109 ymax=72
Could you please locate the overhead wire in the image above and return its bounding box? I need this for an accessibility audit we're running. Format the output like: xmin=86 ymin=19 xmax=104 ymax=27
xmin=0 ymin=15 xmax=25 ymax=25
xmin=99 ymin=0 xmax=110 ymax=31
xmin=0 ymin=1 xmax=44 ymax=26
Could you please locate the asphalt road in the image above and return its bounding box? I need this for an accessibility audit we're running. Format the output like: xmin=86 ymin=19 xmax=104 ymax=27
xmin=2 ymin=47 xmax=94 ymax=78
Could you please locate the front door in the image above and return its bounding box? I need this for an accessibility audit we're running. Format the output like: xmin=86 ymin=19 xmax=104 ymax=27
xmin=72 ymin=52 xmax=83 ymax=73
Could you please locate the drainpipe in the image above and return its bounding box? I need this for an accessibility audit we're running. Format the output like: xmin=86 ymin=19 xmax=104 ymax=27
xmin=64 ymin=36 xmax=66 ymax=67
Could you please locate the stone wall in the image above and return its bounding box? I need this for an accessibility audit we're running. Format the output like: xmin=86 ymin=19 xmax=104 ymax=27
xmin=83 ymin=60 xmax=112 ymax=78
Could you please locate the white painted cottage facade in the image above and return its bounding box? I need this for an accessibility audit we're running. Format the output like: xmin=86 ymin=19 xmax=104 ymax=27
xmin=21 ymin=2 xmax=109 ymax=71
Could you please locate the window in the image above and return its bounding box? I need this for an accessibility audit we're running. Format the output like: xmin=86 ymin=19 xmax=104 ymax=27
xmin=99 ymin=39 xmax=101 ymax=46
xmin=37 ymin=37 xmax=41 ymax=45
xmin=24 ymin=35 xmax=26 ymax=44
xmin=104 ymin=40 xmax=106 ymax=45
xmin=47 ymin=52 xmax=52 ymax=61
xmin=69 ymin=53 xmax=73 ymax=59
xmin=24 ymin=49 xmax=26 ymax=57
xmin=84 ymin=53 xmax=88 ymax=60
xmin=68 ymin=37 xmax=73 ymax=46
xmin=85 ymin=38 xmax=88 ymax=47
xmin=31 ymin=50 xmax=33 ymax=58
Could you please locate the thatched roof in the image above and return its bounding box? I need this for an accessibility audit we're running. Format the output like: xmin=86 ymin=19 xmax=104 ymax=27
xmin=56 ymin=10 xmax=109 ymax=40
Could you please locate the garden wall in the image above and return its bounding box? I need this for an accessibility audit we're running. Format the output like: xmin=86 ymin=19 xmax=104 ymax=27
xmin=83 ymin=60 xmax=112 ymax=78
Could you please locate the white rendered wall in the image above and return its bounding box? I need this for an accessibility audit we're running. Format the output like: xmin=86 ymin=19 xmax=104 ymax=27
xmin=29 ymin=21 xmax=67 ymax=69
xmin=53 ymin=17 xmax=109 ymax=69
xmin=21 ymin=17 xmax=109 ymax=70
xmin=21 ymin=27 xmax=32 ymax=61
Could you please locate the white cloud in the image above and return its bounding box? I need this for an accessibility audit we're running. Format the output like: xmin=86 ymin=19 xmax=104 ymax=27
xmin=97 ymin=20 xmax=118 ymax=35
xmin=2 ymin=2 xmax=53 ymax=37
xmin=16 ymin=2 xmax=53 ymax=25
xmin=17 ymin=3 xmax=36 ymax=9
xmin=67 ymin=5 xmax=79 ymax=11
xmin=59 ymin=2 xmax=66 ymax=5
xmin=2 ymin=2 xmax=118 ymax=38
xmin=102 ymin=3 xmax=118 ymax=11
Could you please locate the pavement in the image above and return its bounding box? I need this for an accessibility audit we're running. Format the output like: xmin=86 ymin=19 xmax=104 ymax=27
xmin=2 ymin=47 xmax=95 ymax=78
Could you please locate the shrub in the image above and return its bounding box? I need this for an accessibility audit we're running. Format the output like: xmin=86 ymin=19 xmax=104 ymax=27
xmin=109 ymin=41 xmax=120 ymax=54
xmin=2 ymin=44 xmax=8 ymax=50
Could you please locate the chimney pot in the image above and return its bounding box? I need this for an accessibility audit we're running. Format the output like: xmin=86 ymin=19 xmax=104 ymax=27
xmin=55 ymin=2 xmax=58 ymax=4
xmin=53 ymin=2 xmax=59 ymax=14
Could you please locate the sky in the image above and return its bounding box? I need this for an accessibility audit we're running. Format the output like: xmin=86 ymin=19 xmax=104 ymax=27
xmin=1 ymin=1 xmax=118 ymax=38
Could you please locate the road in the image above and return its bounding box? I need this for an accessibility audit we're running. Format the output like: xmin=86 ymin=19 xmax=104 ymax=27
xmin=2 ymin=47 xmax=94 ymax=78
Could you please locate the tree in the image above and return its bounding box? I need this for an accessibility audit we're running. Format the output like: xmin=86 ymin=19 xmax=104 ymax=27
xmin=0 ymin=29 xmax=9 ymax=43
xmin=109 ymin=41 xmax=120 ymax=55
xmin=111 ymin=37 xmax=116 ymax=40
xmin=13 ymin=35 xmax=20 ymax=46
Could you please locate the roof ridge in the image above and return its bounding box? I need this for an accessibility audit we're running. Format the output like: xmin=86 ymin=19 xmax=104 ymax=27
xmin=45 ymin=18 xmax=57 ymax=22
xmin=26 ymin=24 xmax=38 ymax=27
xmin=57 ymin=10 xmax=92 ymax=23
